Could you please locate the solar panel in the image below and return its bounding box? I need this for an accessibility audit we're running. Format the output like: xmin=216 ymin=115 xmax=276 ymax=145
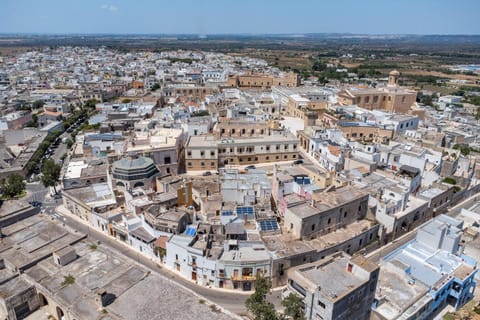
xmin=222 ymin=210 xmax=234 ymax=216
xmin=185 ymin=226 xmax=197 ymax=237
xmin=258 ymin=219 xmax=279 ymax=232
xmin=236 ymin=206 xmax=254 ymax=219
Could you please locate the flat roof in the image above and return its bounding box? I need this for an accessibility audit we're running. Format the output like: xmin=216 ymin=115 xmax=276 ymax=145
xmin=294 ymin=254 xmax=367 ymax=302
xmin=63 ymin=183 xmax=116 ymax=207
xmin=220 ymin=246 xmax=271 ymax=263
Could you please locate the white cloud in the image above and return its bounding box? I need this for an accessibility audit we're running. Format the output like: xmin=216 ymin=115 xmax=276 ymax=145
xmin=101 ymin=4 xmax=118 ymax=12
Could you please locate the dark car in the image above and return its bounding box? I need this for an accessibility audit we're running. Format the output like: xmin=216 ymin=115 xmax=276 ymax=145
xmin=293 ymin=159 xmax=304 ymax=165
xmin=202 ymin=171 xmax=212 ymax=176
xmin=29 ymin=201 xmax=42 ymax=207
xmin=245 ymin=165 xmax=256 ymax=170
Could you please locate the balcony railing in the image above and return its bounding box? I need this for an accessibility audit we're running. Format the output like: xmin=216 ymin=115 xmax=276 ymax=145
xmin=231 ymin=275 xmax=257 ymax=281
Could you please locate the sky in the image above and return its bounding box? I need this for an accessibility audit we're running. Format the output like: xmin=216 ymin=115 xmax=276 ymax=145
xmin=0 ymin=0 xmax=479 ymax=35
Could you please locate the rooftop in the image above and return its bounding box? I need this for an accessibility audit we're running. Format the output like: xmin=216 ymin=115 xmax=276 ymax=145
xmin=63 ymin=183 xmax=116 ymax=208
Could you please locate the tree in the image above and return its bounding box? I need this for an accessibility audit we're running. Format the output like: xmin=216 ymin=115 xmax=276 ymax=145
xmin=151 ymin=83 xmax=160 ymax=91
xmin=66 ymin=138 xmax=73 ymax=148
xmin=84 ymin=99 xmax=98 ymax=110
xmin=32 ymin=100 xmax=45 ymax=110
xmin=246 ymin=274 xmax=278 ymax=320
xmin=0 ymin=173 xmax=26 ymax=199
xmin=420 ymin=94 xmax=433 ymax=107
xmin=41 ymin=159 xmax=61 ymax=194
xmin=26 ymin=113 xmax=38 ymax=128
xmin=282 ymin=293 xmax=305 ymax=320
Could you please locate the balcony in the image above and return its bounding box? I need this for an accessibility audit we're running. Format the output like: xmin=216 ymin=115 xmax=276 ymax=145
xmin=231 ymin=275 xmax=257 ymax=281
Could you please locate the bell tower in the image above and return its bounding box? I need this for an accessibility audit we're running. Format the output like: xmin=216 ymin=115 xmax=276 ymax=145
xmin=388 ymin=70 xmax=400 ymax=87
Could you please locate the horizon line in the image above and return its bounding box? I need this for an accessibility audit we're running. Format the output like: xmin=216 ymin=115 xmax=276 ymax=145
xmin=1 ymin=32 xmax=480 ymax=37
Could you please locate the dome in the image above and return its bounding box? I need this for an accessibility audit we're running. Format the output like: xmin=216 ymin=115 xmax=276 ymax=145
xmin=112 ymin=155 xmax=154 ymax=171
xmin=112 ymin=155 xmax=159 ymax=181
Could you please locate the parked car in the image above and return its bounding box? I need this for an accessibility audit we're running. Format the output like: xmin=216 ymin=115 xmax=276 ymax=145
xmin=29 ymin=201 xmax=42 ymax=207
xmin=293 ymin=159 xmax=304 ymax=165
xmin=245 ymin=165 xmax=256 ymax=170
xmin=202 ymin=171 xmax=212 ymax=176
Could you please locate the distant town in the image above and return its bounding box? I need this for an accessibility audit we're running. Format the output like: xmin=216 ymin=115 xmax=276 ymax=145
xmin=0 ymin=39 xmax=480 ymax=320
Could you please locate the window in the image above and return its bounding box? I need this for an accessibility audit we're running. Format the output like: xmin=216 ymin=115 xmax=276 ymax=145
xmin=210 ymin=162 xmax=215 ymax=167
xmin=276 ymin=155 xmax=280 ymax=160
xmin=241 ymin=128 xmax=246 ymax=134
xmin=347 ymin=263 xmax=353 ymax=273
xmin=187 ymin=162 xmax=192 ymax=167
xmin=266 ymin=156 xmax=269 ymax=160
xmin=187 ymin=151 xmax=192 ymax=157
xmin=200 ymin=162 xmax=205 ymax=166
xmin=284 ymin=155 xmax=288 ymax=159
xmin=200 ymin=151 xmax=205 ymax=156
xmin=328 ymin=218 xmax=331 ymax=224
xmin=164 ymin=156 xmax=171 ymax=164
xmin=266 ymin=145 xmax=270 ymax=151
xmin=210 ymin=151 xmax=215 ymax=156
xmin=276 ymin=145 xmax=280 ymax=150
xmin=318 ymin=300 xmax=326 ymax=309
xmin=231 ymin=129 xmax=236 ymax=134
xmin=166 ymin=168 xmax=170 ymax=174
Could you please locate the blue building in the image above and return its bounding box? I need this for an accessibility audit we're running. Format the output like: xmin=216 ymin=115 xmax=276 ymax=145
xmin=373 ymin=214 xmax=477 ymax=319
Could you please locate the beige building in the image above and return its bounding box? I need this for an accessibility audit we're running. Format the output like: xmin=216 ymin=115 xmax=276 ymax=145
xmin=213 ymin=119 xmax=270 ymax=138
xmin=185 ymin=133 xmax=299 ymax=171
xmin=286 ymin=95 xmax=328 ymax=120
xmin=62 ymin=183 xmax=117 ymax=224
xmin=226 ymin=72 xmax=298 ymax=89
xmin=162 ymin=85 xmax=217 ymax=101
xmin=284 ymin=186 xmax=369 ymax=240
xmin=338 ymin=71 xmax=417 ymax=114
xmin=339 ymin=123 xmax=394 ymax=143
